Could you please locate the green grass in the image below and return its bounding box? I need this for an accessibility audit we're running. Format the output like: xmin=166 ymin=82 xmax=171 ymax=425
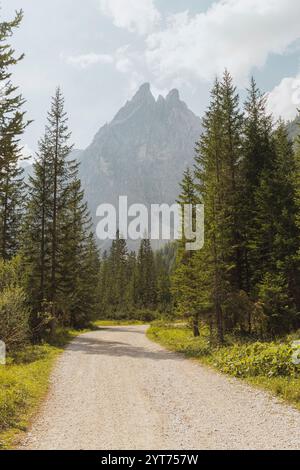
xmin=0 ymin=327 xmax=88 ymax=450
xmin=147 ymin=323 xmax=300 ymax=410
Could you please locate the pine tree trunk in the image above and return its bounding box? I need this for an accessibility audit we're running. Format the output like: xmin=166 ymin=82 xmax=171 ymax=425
xmin=193 ymin=316 xmax=200 ymax=337
xmin=209 ymin=317 xmax=214 ymax=345
xmin=51 ymin=121 xmax=59 ymax=313
xmin=40 ymin=163 xmax=46 ymax=304
xmin=1 ymin=175 xmax=9 ymax=260
xmin=216 ymin=301 xmax=224 ymax=344
xmin=248 ymin=309 xmax=252 ymax=335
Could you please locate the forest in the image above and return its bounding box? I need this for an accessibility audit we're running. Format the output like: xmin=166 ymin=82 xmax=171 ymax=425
xmin=1 ymin=11 xmax=300 ymax=357
xmin=100 ymin=71 xmax=300 ymax=345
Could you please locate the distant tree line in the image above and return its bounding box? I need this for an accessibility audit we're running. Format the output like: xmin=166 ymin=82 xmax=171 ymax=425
xmin=98 ymin=235 xmax=173 ymax=321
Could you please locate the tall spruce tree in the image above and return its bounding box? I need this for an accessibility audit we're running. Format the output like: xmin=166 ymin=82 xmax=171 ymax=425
xmin=219 ymin=70 xmax=244 ymax=292
xmin=172 ymin=168 xmax=201 ymax=336
xmin=240 ymin=78 xmax=274 ymax=298
xmin=193 ymin=72 xmax=245 ymax=341
xmin=23 ymin=88 xmax=99 ymax=331
xmin=98 ymin=250 xmax=111 ymax=317
xmin=254 ymin=121 xmax=299 ymax=333
xmin=103 ymin=233 xmax=130 ymax=317
xmin=293 ymin=116 xmax=300 ymax=321
xmin=46 ymin=88 xmax=74 ymax=314
xmin=0 ymin=10 xmax=29 ymax=259
xmin=155 ymin=249 xmax=172 ymax=311
xmin=57 ymin=174 xmax=99 ymax=327
xmin=22 ymin=135 xmax=53 ymax=318
xmin=194 ymin=79 xmax=229 ymax=342
xmin=136 ymin=238 xmax=157 ymax=309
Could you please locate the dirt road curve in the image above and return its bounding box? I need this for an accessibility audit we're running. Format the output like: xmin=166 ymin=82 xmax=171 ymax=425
xmin=20 ymin=325 xmax=300 ymax=450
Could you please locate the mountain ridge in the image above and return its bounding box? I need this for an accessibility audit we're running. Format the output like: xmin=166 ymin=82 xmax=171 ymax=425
xmin=77 ymin=83 xmax=203 ymax=243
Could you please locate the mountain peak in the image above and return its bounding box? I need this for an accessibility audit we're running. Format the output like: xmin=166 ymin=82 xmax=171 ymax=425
xmin=112 ymin=83 xmax=155 ymax=124
xmin=166 ymin=89 xmax=180 ymax=103
xmin=132 ymin=82 xmax=154 ymax=103
xmin=139 ymin=82 xmax=151 ymax=93
xmin=78 ymin=83 xmax=202 ymax=249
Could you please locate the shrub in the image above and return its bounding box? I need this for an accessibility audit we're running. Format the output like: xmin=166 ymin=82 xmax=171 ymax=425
xmin=133 ymin=308 xmax=159 ymax=322
xmin=257 ymin=273 xmax=296 ymax=336
xmin=0 ymin=287 xmax=30 ymax=351
xmin=223 ymin=291 xmax=254 ymax=332
xmin=0 ymin=257 xmax=30 ymax=351
xmin=213 ymin=342 xmax=300 ymax=378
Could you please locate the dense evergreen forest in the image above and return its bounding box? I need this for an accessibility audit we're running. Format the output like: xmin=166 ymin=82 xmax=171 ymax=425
xmin=1 ymin=11 xmax=300 ymax=354
xmin=173 ymin=73 xmax=300 ymax=342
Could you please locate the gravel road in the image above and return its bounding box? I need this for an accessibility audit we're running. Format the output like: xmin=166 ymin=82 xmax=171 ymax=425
xmin=20 ymin=325 xmax=300 ymax=450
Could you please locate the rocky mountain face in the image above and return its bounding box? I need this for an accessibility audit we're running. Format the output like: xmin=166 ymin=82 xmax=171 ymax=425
xmin=77 ymin=83 xmax=202 ymax=231
xmin=287 ymin=115 xmax=300 ymax=141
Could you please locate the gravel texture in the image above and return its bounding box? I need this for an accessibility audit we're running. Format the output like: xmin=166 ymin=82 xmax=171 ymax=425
xmin=19 ymin=325 xmax=300 ymax=450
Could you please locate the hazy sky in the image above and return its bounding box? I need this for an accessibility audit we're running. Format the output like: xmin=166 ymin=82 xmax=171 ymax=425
xmin=2 ymin=0 xmax=300 ymax=155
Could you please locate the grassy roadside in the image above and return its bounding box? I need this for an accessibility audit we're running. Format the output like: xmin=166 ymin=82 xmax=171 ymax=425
xmin=0 ymin=327 xmax=90 ymax=450
xmin=147 ymin=322 xmax=300 ymax=410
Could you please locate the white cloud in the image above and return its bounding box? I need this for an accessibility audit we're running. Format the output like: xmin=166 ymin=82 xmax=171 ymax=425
xmin=114 ymin=46 xmax=134 ymax=73
xmin=114 ymin=46 xmax=146 ymax=93
xmin=66 ymin=53 xmax=114 ymax=69
xmin=99 ymin=0 xmax=161 ymax=35
xmin=19 ymin=144 xmax=34 ymax=166
xmin=67 ymin=0 xmax=300 ymax=113
xmin=145 ymin=0 xmax=300 ymax=86
xmin=266 ymin=75 xmax=300 ymax=121
xmin=65 ymin=46 xmax=145 ymax=93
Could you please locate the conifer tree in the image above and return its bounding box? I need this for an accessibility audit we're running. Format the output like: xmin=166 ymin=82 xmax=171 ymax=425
xmin=98 ymin=250 xmax=111 ymax=317
xmin=172 ymin=168 xmax=201 ymax=336
xmin=240 ymin=78 xmax=274 ymax=296
xmin=0 ymin=10 xmax=29 ymax=259
xmin=68 ymin=233 xmax=100 ymax=328
xmin=293 ymin=116 xmax=300 ymax=319
xmin=23 ymin=88 xmax=99 ymax=331
xmin=102 ymin=233 xmax=130 ymax=317
xmin=22 ymin=135 xmax=53 ymax=318
xmin=155 ymin=250 xmax=172 ymax=311
xmin=219 ymin=71 xmax=244 ymax=292
xmin=136 ymin=238 xmax=157 ymax=309
xmin=57 ymin=173 xmax=99 ymax=326
xmin=194 ymin=79 xmax=229 ymax=343
xmin=126 ymin=250 xmax=137 ymax=309
xmin=46 ymin=88 xmax=74 ymax=313
xmin=253 ymin=121 xmax=299 ymax=333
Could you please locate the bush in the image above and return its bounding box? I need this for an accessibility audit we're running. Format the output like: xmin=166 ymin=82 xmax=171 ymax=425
xmin=0 ymin=257 xmax=30 ymax=351
xmin=223 ymin=291 xmax=254 ymax=332
xmin=0 ymin=287 xmax=30 ymax=351
xmin=213 ymin=342 xmax=300 ymax=378
xmin=257 ymin=273 xmax=296 ymax=336
xmin=133 ymin=309 xmax=159 ymax=322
